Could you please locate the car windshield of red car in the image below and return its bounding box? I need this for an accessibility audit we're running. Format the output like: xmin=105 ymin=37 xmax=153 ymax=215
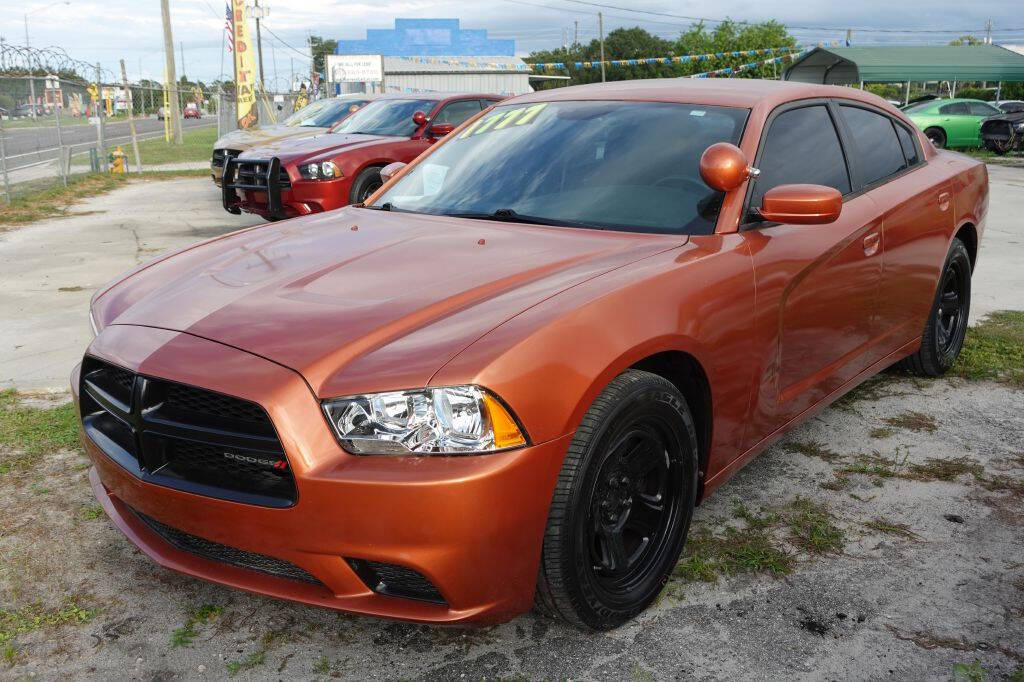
xmin=372 ymin=100 xmax=748 ymax=235
xmin=282 ymin=98 xmax=369 ymax=127
xmin=332 ymin=99 xmax=435 ymax=137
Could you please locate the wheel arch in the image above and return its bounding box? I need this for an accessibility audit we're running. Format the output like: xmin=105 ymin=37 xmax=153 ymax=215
xmin=629 ymin=350 xmax=713 ymax=501
xmin=954 ymin=221 xmax=978 ymax=270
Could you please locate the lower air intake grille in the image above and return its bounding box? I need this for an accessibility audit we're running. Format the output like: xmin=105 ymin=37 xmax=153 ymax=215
xmin=347 ymin=558 xmax=446 ymax=604
xmin=133 ymin=508 xmax=322 ymax=585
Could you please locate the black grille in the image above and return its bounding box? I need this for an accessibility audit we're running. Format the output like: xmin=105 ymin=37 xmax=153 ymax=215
xmin=347 ymin=558 xmax=446 ymax=604
xmin=230 ymin=159 xmax=291 ymax=189
xmin=211 ymin=148 xmax=240 ymax=169
xmin=80 ymin=357 xmax=296 ymax=507
xmin=133 ymin=508 xmax=322 ymax=585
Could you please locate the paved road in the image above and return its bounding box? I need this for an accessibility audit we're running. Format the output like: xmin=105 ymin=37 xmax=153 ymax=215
xmin=0 ymin=116 xmax=215 ymax=170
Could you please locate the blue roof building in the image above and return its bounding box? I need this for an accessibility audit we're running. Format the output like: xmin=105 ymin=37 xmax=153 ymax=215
xmin=334 ymin=18 xmax=514 ymax=57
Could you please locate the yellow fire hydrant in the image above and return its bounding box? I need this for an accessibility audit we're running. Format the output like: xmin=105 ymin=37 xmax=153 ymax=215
xmin=109 ymin=146 xmax=127 ymax=174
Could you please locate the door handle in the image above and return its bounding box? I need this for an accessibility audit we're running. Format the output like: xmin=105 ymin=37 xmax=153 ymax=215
xmin=938 ymin=191 xmax=951 ymax=211
xmin=863 ymin=232 xmax=880 ymax=257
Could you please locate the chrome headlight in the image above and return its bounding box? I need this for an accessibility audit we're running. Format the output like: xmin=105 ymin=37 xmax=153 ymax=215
xmin=322 ymin=385 xmax=527 ymax=455
xmin=299 ymin=161 xmax=341 ymax=180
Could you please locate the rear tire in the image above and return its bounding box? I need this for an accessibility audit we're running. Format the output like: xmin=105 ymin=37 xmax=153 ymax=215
xmin=899 ymin=238 xmax=971 ymax=376
xmin=349 ymin=166 xmax=384 ymax=205
xmin=924 ymin=127 xmax=947 ymax=149
xmin=535 ymin=370 xmax=698 ymax=631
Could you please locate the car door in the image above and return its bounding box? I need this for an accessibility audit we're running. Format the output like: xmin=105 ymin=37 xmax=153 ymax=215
xmin=740 ymin=102 xmax=884 ymax=444
xmin=838 ymin=106 xmax=956 ymax=353
xmin=966 ymin=101 xmax=1001 ymax=145
xmin=938 ymin=102 xmax=976 ymax=146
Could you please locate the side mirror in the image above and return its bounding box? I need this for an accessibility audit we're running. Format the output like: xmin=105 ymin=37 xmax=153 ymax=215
xmin=699 ymin=142 xmax=755 ymax=192
xmin=412 ymin=111 xmax=428 ymax=127
xmin=759 ymin=184 xmax=842 ymax=225
xmin=379 ymin=161 xmax=406 ymax=182
xmin=428 ymin=122 xmax=454 ymax=137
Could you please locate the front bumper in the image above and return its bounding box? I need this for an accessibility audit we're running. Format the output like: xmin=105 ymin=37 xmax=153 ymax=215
xmin=73 ymin=325 xmax=568 ymax=624
xmin=222 ymin=156 xmax=349 ymax=220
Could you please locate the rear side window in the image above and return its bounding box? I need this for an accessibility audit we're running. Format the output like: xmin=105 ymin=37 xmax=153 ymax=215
xmin=750 ymin=105 xmax=850 ymax=210
xmin=968 ymin=102 xmax=999 ymax=116
xmin=939 ymin=102 xmax=969 ymax=115
xmin=894 ymin=124 xmax=921 ymax=166
xmin=839 ymin=105 xmax=907 ymax=186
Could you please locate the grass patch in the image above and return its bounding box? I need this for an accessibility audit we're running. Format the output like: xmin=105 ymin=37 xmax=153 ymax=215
xmin=227 ymin=651 xmax=266 ymax=676
xmin=314 ymin=656 xmax=331 ymax=675
xmin=781 ymin=440 xmax=842 ymax=463
xmin=2 ymin=644 xmax=15 ymax=666
xmin=907 ymin=456 xmax=983 ymax=482
xmin=884 ymin=411 xmax=938 ymax=433
xmin=0 ymin=391 xmax=80 ymax=475
xmin=952 ymin=659 xmax=987 ymax=682
xmin=0 ymin=170 xmax=208 ymax=226
xmin=675 ymin=526 xmax=792 ymax=584
xmin=869 ymin=427 xmax=895 ymax=439
xmin=787 ymin=497 xmax=845 ymax=554
xmin=820 ymin=475 xmax=850 ymax=491
xmin=953 ymin=311 xmax=1024 ymax=388
xmin=864 ymin=517 xmax=920 ymax=540
xmin=170 ymin=604 xmax=222 ymax=647
xmin=978 ymin=474 xmax=1024 ymax=497
xmin=840 ymin=450 xmax=909 ymax=480
xmin=125 ymin=126 xmax=217 ymax=166
xmin=79 ymin=504 xmax=104 ymax=521
xmin=0 ymin=600 xmax=95 ymax=646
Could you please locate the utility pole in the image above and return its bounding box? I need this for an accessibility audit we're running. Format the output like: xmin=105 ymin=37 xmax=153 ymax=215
xmin=23 ymin=14 xmax=38 ymax=119
xmin=985 ymin=19 xmax=993 ymax=44
xmin=95 ymin=62 xmax=107 ymax=171
xmin=180 ymin=40 xmax=185 ymax=79
xmin=598 ymin=12 xmax=606 ymax=83
xmin=250 ymin=0 xmax=268 ymax=93
xmin=159 ymin=0 xmax=183 ymax=144
xmin=120 ymin=59 xmax=142 ymax=174
xmin=845 ymin=28 xmax=852 ymax=47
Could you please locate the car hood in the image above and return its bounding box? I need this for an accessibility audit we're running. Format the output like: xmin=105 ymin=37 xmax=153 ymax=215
xmin=94 ymin=208 xmax=682 ymax=398
xmin=213 ymin=125 xmax=328 ymax=151
xmin=238 ymin=133 xmax=397 ymax=163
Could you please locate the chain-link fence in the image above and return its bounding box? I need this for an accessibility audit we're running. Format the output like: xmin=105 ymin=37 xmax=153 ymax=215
xmin=0 ymin=74 xmax=222 ymax=203
xmin=214 ymin=89 xmax=301 ymax=137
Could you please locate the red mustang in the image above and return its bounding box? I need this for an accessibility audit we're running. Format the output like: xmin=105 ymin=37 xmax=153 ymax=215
xmin=222 ymin=93 xmax=503 ymax=220
xmin=78 ymin=79 xmax=986 ymax=630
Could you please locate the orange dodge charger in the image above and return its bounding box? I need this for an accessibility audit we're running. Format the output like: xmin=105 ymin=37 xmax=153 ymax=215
xmin=75 ymin=78 xmax=987 ymax=630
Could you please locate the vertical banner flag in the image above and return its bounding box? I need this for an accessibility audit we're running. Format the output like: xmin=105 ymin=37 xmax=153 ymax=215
xmin=231 ymin=0 xmax=258 ymax=128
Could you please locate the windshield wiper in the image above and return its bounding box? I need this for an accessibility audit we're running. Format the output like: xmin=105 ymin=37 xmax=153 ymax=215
xmin=444 ymin=208 xmax=599 ymax=229
xmin=361 ymin=202 xmax=392 ymax=211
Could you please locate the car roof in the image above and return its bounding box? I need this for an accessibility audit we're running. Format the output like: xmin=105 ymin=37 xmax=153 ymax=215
xmin=373 ymin=92 xmax=501 ymax=101
xmin=503 ymin=78 xmax=898 ymax=111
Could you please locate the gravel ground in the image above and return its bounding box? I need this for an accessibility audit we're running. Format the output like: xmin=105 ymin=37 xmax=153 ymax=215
xmin=2 ymin=377 xmax=1021 ymax=680
xmin=0 ymin=168 xmax=1022 ymax=680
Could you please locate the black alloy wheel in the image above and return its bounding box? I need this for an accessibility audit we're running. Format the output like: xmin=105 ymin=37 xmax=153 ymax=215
xmin=535 ymin=370 xmax=698 ymax=630
xmin=900 ymin=237 xmax=971 ymax=376
xmin=349 ymin=166 xmax=384 ymax=204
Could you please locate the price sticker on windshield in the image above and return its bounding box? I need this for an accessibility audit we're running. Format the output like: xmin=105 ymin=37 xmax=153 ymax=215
xmin=459 ymin=103 xmax=548 ymax=139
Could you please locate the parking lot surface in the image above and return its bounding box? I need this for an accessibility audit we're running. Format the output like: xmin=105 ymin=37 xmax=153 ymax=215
xmin=0 ymin=166 xmax=1021 ymax=680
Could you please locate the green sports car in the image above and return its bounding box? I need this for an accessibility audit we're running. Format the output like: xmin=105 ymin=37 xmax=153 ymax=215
xmin=904 ymin=98 xmax=1002 ymax=148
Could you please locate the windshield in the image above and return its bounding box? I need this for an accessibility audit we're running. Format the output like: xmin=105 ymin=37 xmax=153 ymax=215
xmin=332 ymin=98 xmax=435 ymax=137
xmin=372 ymin=100 xmax=748 ymax=234
xmin=282 ymin=98 xmax=369 ymax=127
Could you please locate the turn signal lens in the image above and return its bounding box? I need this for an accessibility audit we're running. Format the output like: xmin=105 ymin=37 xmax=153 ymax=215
xmin=483 ymin=393 xmax=526 ymax=449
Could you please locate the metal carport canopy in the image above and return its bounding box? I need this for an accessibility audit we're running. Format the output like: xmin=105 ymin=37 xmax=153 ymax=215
xmin=784 ymin=45 xmax=1024 ymax=83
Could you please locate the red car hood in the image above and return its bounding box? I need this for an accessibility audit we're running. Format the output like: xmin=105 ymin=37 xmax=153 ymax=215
xmin=93 ymin=208 xmax=682 ymax=398
xmin=239 ymin=133 xmax=396 ymax=164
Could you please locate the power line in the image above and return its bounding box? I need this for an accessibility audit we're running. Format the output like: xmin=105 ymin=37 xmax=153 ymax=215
xmin=502 ymin=0 xmax=1023 ymax=34
xmin=259 ymin=24 xmax=312 ymax=63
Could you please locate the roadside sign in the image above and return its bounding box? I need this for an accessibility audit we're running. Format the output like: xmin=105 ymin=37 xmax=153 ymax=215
xmin=327 ymin=55 xmax=383 ymax=83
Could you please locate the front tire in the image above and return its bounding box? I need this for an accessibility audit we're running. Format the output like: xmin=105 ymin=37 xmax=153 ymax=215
xmin=535 ymin=370 xmax=698 ymax=630
xmin=349 ymin=166 xmax=384 ymax=205
xmin=900 ymin=238 xmax=971 ymax=376
xmin=925 ymin=127 xmax=947 ymax=149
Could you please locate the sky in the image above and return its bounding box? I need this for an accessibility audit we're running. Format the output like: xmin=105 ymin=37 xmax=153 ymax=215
xmin=1 ymin=0 xmax=1020 ymax=87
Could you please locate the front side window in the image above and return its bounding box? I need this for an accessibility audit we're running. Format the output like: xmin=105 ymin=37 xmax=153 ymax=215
xmin=372 ymin=101 xmax=749 ymax=235
xmin=332 ymin=98 xmax=435 ymax=137
xmin=433 ymin=99 xmax=484 ymax=126
xmin=939 ymin=102 xmax=970 ymax=115
xmin=839 ymin=105 xmax=907 ymax=186
xmin=749 ymin=105 xmax=850 ymax=211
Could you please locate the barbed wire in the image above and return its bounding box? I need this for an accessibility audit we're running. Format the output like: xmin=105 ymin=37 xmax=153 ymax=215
xmin=0 ymin=44 xmax=118 ymax=83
